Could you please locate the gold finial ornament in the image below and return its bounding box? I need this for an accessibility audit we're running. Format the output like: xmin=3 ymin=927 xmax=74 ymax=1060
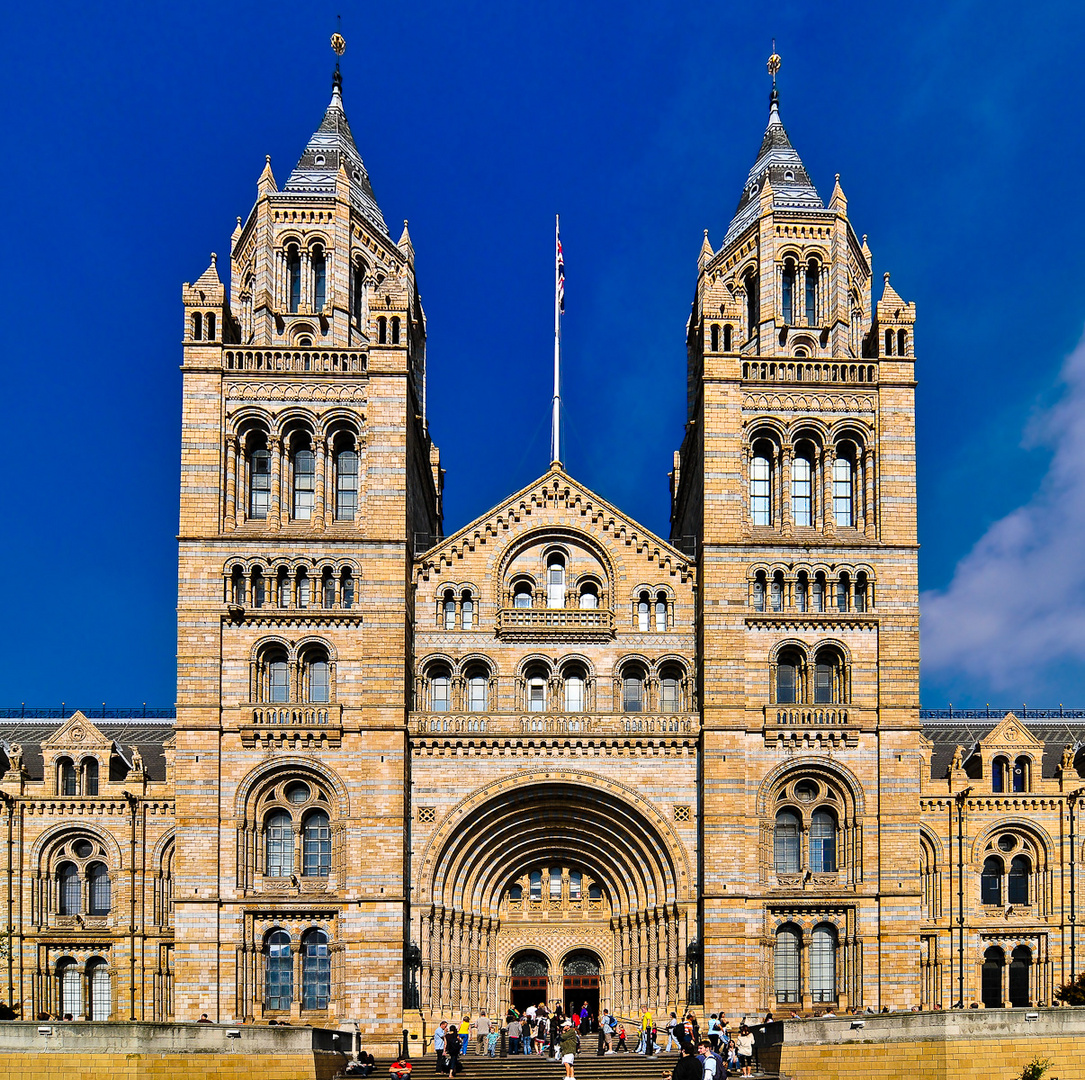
xmin=331 ymin=32 xmax=346 ymax=57
xmin=767 ymin=44 xmax=781 ymax=87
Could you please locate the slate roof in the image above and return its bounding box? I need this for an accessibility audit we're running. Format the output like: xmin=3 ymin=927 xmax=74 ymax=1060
xmin=283 ymin=74 xmax=389 ymax=239
xmin=0 ymin=719 xmax=173 ymax=782
xmin=722 ymin=89 xmax=825 ymax=249
xmin=924 ymin=720 xmax=1085 ymax=780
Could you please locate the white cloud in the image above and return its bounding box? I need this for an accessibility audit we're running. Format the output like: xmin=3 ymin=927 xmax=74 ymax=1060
xmin=921 ymin=333 xmax=1085 ymax=692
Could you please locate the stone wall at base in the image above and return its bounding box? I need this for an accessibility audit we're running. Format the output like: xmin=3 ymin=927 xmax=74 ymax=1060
xmin=759 ymin=1009 xmax=1085 ymax=1080
xmin=0 ymin=1022 xmax=350 ymax=1080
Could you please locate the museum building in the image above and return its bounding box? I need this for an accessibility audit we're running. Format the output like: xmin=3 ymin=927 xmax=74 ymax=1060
xmin=1 ymin=63 xmax=1083 ymax=1034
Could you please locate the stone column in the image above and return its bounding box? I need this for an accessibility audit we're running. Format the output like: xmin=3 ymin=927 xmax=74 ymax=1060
xmin=224 ymin=436 xmax=237 ymax=530
xmin=269 ymin=437 xmax=282 ymax=529
xmin=314 ymin=438 xmax=327 ymax=527
xmin=864 ymin=448 xmax=876 ymax=538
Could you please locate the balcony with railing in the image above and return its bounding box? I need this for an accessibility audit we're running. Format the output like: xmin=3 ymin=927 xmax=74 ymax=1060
xmin=223 ymin=348 xmax=366 ymax=374
xmin=763 ymin=704 xmax=866 ymax=748
xmin=227 ymin=702 xmax=343 ymax=748
xmin=495 ymin=607 xmax=615 ymax=641
xmin=410 ymin=711 xmax=698 ymax=739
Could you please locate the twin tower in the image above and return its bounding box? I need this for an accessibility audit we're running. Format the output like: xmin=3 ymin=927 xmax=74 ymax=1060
xmin=175 ymin=63 xmax=919 ymax=1033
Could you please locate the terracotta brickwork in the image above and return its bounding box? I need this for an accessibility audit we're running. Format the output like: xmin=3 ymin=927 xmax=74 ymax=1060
xmin=5 ymin=71 xmax=1085 ymax=1038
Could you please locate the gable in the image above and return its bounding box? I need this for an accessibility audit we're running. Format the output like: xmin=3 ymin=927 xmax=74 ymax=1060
xmin=979 ymin=712 xmax=1045 ymax=753
xmin=41 ymin=711 xmax=114 ymax=752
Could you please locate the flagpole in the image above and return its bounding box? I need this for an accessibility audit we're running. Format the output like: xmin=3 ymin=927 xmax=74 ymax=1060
xmin=552 ymin=214 xmax=562 ymax=468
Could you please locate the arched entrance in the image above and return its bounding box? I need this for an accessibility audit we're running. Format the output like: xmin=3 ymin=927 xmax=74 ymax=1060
xmin=563 ymin=950 xmax=601 ymax=1028
xmin=509 ymin=951 xmax=549 ymax=1014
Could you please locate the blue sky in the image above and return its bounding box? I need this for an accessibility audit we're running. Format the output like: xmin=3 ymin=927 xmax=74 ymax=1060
xmin=1 ymin=0 xmax=1084 ymax=708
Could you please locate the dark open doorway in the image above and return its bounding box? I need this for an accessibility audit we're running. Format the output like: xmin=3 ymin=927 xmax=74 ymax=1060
xmin=510 ymin=950 xmax=549 ymax=1016
xmin=563 ymin=950 xmax=601 ymax=1030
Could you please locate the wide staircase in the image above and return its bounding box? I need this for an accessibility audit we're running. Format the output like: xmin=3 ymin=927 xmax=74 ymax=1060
xmin=361 ymin=1050 xmax=783 ymax=1079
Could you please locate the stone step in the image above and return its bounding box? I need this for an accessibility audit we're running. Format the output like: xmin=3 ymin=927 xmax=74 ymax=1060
xmin=355 ymin=1057 xmax=782 ymax=1079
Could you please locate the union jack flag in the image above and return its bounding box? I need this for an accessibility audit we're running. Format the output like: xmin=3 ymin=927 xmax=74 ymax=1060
xmin=557 ymin=232 xmax=565 ymax=314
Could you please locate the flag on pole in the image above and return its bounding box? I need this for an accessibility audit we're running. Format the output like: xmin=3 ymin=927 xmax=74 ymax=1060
xmin=557 ymin=232 xmax=565 ymax=314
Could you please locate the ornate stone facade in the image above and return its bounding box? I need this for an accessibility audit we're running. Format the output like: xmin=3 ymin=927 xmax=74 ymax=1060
xmin=0 ymin=66 xmax=1082 ymax=1038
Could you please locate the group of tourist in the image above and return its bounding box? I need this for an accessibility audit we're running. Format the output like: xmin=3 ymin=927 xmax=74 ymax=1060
xmin=424 ymin=1004 xmax=761 ymax=1078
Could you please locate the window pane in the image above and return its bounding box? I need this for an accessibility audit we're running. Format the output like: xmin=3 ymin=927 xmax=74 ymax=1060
xmin=795 ymin=580 xmax=808 ymax=612
xmin=528 ymin=679 xmax=546 ymax=712
xmin=781 ymin=267 xmax=794 ymax=325
xmin=752 ymin=581 xmax=765 ymax=612
xmin=569 ymin=871 xmax=582 ymax=900
xmin=981 ymin=856 xmax=1003 ymax=905
xmin=623 ymin=676 xmax=643 ymax=712
xmin=809 ymin=811 xmax=836 ymax=873
xmin=792 ymin=456 xmax=812 ymax=526
xmin=774 ymin=927 xmax=800 ymax=1003
xmin=655 ymin=599 xmax=667 ymax=631
xmin=88 ymin=863 xmax=111 ymax=915
xmin=293 ymin=450 xmax=315 ymax=520
xmin=812 ymin=581 xmax=824 ymax=612
xmin=61 ymin=963 xmax=83 ymax=1018
xmin=776 ymin=663 xmax=797 ymax=705
xmin=309 ymin=660 xmax=329 ymax=703
xmin=550 ymin=869 xmax=562 ymax=898
xmin=59 ymin=863 xmax=81 ymax=915
xmin=660 ymin=677 xmax=679 ymax=713
xmin=579 ymin=589 xmax=597 ymax=609
xmin=547 ymin=563 xmax=565 ymax=608
xmin=565 ymin=676 xmax=584 ymax=712
xmin=638 ymin=599 xmax=650 ymax=631
xmin=266 ymin=931 xmax=292 ymax=1010
xmin=313 ymin=253 xmax=326 ymax=313
xmin=805 ymin=265 xmax=818 ymax=324
xmin=529 ymin=871 xmax=542 ymax=899
xmin=770 ymin=580 xmax=783 ymax=612
xmin=468 ymin=675 xmax=487 ymax=712
xmin=297 ymin=573 xmax=310 ymax=608
xmin=432 ymin=676 xmax=450 ymax=712
xmin=514 ymin=588 xmax=531 ymax=608
xmin=462 ymin=599 xmax=474 ymax=630
xmin=250 ymin=450 xmax=270 ymax=519
xmin=302 ymin=932 xmax=330 ymax=1009
xmin=336 ymin=450 xmax=358 ymax=521
xmin=814 ymin=663 xmax=833 ymax=704
xmin=266 ymin=811 xmax=294 ymax=877
xmin=303 ymin=812 xmax=331 ymax=878
xmin=832 ymin=457 xmax=853 ymax=527
xmin=751 ymin=455 xmax=771 ymax=526
xmin=84 ymin=758 xmax=99 ymax=796
xmin=811 ymin=927 xmax=836 ymax=1002
xmin=443 ymin=598 xmax=456 ymax=630
xmin=774 ymin=812 xmax=801 ymax=873
xmin=89 ymin=962 xmax=111 ymax=1021
xmin=341 ymin=573 xmax=354 ymax=609
xmin=270 ymin=660 xmax=289 ymax=703
xmin=1008 ymin=855 xmax=1030 ymax=905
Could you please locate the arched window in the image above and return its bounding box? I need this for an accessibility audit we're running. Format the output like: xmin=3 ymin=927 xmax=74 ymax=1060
xmin=292 ymin=446 xmax=315 ymax=520
xmin=287 ymin=246 xmax=301 ymax=313
xmin=58 ymin=757 xmax=77 ymax=796
xmin=248 ymin=443 xmax=271 ymax=520
xmin=832 ymin=452 xmax=854 ymax=527
xmin=836 ymin=571 xmax=850 ymax=613
xmin=854 ymin=571 xmax=869 ymax=612
xmin=809 ymin=809 xmax=836 ymax=872
xmin=87 ymin=862 xmax=111 ymax=915
xmin=774 ymin=810 xmax=801 ymax=873
xmin=391 ymin=316 xmax=401 ymax=344
xmin=526 ymin=667 xmax=547 ymax=712
xmin=588 ymin=882 xmax=603 ymax=900
xmin=578 ymin=583 xmax=598 ymax=609
xmin=87 ymin=958 xmax=110 ymax=1021
xmin=774 ymin=924 xmax=801 ymax=1003
xmin=352 ymin=262 xmax=366 ymax=326
xmin=549 ymin=867 xmax=562 ymax=899
xmin=898 ymin=329 xmax=908 ymax=356
xmin=442 ymin=589 xmax=457 ymax=630
xmin=638 ymin=590 xmax=651 ymax=631
xmin=814 ymin=647 xmax=844 ymax=704
xmin=1008 ymin=854 xmax=1030 ymax=905
xmin=655 ymin=593 xmax=668 ymax=630
xmin=509 ymin=883 xmax=523 ymax=902
xmin=710 ymin=324 xmax=720 ymax=352
xmin=340 ymin=568 xmax=354 ymax=609
xmin=884 ymin=328 xmax=894 ymax=356
xmin=622 ymin=665 xmax=645 ymax=713
xmin=265 ymin=930 xmax=292 ymax=1010
xmin=992 ymin=756 xmax=1009 ymax=793
xmin=513 ymin=582 xmax=533 ymax=608
xmin=82 ymin=757 xmax=99 ymax=797
xmin=377 ymin=316 xmax=387 ymax=343
xmin=795 ymin=572 xmax=809 ymax=613
xmin=263 ymin=648 xmax=289 ymax=703
xmin=312 ymin=246 xmax=326 ymax=313
xmin=781 ymin=259 xmax=795 ymax=324
xmin=275 ymin=566 xmax=290 ymax=609
xmin=792 ymin=451 xmax=813 ymax=526
xmin=265 ymin=810 xmax=294 ymax=877
xmin=321 ymin=568 xmax=335 ymax=609
xmin=206 ymin=312 xmax=216 ymax=341
xmin=461 ymin=591 xmax=474 ymax=630
xmin=981 ymin=855 xmax=1003 ymax=906
xmin=750 ymin=445 xmax=773 ymax=526
xmin=812 ymin=572 xmax=826 ymax=613
xmin=466 ymin=668 xmax=488 ymax=712
xmin=569 ymin=871 xmax=582 ymax=900
xmin=805 ymin=260 xmax=819 ymax=325
xmin=660 ymin=667 xmax=681 ymax=713
xmin=297 ymin=567 xmax=311 ymax=608
xmin=776 ymin=649 xmax=801 ymax=705
xmin=1009 ymin=945 xmax=1031 ymax=1007
xmin=336 ymin=448 xmax=358 ymax=521
xmin=59 ymin=959 xmax=83 ymax=1018
xmin=810 ymin=924 xmax=837 ymax=1002
xmin=58 ymin=862 xmax=81 ymax=915
xmin=770 ymin=572 xmax=784 ymax=612
xmin=231 ymin=565 xmax=245 ymax=605
xmin=744 ymin=267 xmax=759 ymax=339
xmin=723 ymin=324 xmax=733 ymax=351
xmin=751 ymin=572 xmax=766 ymax=613
xmin=192 ymin=311 xmax=203 ymax=340
xmin=547 ymin=555 xmax=566 ymax=609
xmin=302 ymin=811 xmax=331 ymax=878
xmin=981 ymin=946 xmax=1004 ymax=1008
xmin=252 ymin=566 xmax=266 ymax=608
xmin=529 ymin=870 xmax=543 ymax=900
xmin=1013 ymin=756 xmax=1030 ymax=793
xmin=564 ymin=667 xmax=585 ymax=712
xmin=301 ymin=929 xmax=331 ymax=1009
xmin=430 ymin=669 xmax=451 ymax=712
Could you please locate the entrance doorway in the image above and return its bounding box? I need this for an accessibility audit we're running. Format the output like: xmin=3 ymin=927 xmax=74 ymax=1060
xmin=510 ymin=951 xmax=549 ymax=1015
xmin=563 ymin=950 xmax=601 ymax=1030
